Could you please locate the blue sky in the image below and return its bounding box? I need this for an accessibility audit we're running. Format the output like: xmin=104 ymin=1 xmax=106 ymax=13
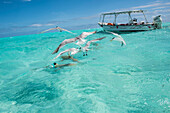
xmin=0 ymin=0 xmax=170 ymax=38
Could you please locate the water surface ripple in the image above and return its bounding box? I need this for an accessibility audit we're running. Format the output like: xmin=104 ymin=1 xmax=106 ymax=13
xmin=0 ymin=23 xmax=170 ymax=112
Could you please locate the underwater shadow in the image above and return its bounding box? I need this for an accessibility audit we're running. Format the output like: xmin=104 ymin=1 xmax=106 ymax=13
xmin=8 ymin=82 xmax=63 ymax=105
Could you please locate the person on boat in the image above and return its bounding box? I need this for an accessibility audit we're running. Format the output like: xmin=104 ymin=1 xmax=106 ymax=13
xmin=129 ymin=18 xmax=137 ymax=24
xmin=133 ymin=18 xmax=137 ymax=22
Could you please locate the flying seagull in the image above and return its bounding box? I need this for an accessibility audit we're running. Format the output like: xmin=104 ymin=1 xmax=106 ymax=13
xmin=52 ymin=31 xmax=96 ymax=54
xmin=53 ymin=48 xmax=79 ymax=60
xmin=82 ymin=37 xmax=106 ymax=56
xmin=40 ymin=26 xmax=75 ymax=34
xmin=107 ymin=31 xmax=126 ymax=46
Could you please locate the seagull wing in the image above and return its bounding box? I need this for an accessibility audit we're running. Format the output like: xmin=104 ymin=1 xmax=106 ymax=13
xmin=113 ymin=37 xmax=126 ymax=46
xmin=83 ymin=37 xmax=106 ymax=51
xmin=89 ymin=37 xmax=106 ymax=43
xmin=53 ymin=48 xmax=72 ymax=59
xmin=40 ymin=28 xmax=57 ymax=33
xmin=40 ymin=27 xmax=74 ymax=34
xmin=77 ymin=31 xmax=96 ymax=39
xmin=107 ymin=31 xmax=126 ymax=46
xmin=107 ymin=31 xmax=121 ymax=38
xmin=52 ymin=43 xmax=64 ymax=54
xmin=58 ymin=27 xmax=75 ymax=34
xmin=70 ymin=48 xmax=79 ymax=55
xmin=52 ymin=38 xmax=78 ymax=54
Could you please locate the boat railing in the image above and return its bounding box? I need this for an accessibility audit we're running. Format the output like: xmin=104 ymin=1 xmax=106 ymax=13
xmin=98 ymin=22 xmax=154 ymax=26
xmin=99 ymin=10 xmax=149 ymax=25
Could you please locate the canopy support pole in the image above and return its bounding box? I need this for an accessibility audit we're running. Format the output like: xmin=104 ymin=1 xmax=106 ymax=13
xmin=114 ymin=14 xmax=118 ymax=24
xmin=142 ymin=12 xmax=148 ymax=23
xmin=102 ymin=15 xmax=105 ymax=24
xmin=128 ymin=13 xmax=133 ymax=22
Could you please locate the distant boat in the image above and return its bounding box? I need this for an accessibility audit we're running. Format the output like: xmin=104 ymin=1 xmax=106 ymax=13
xmin=98 ymin=10 xmax=162 ymax=32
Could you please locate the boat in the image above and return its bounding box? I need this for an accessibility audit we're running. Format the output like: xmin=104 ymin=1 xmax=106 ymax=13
xmin=98 ymin=10 xmax=162 ymax=32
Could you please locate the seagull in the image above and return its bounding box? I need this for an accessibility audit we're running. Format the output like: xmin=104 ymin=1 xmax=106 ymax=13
xmin=40 ymin=26 xmax=75 ymax=34
xmin=52 ymin=31 xmax=96 ymax=54
xmin=107 ymin=31 xmax=126 ymax=46
xmin=75 ymin=31 xmax=97 ymax=46
xmin=53 ymin=48 xmax=79 ymax=60
xmin=82 ymin=37 xmax=106 ymax=56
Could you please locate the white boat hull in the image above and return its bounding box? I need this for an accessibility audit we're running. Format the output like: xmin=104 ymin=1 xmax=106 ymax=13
xmin=98 ymin=22 xmax=156 ymax=32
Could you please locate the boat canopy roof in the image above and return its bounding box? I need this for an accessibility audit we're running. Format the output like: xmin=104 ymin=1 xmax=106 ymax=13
xmin=101 ymin=10 xmax=146 ymax=15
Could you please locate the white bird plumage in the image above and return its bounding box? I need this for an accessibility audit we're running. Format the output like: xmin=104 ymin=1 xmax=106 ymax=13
xmin=82 ymin=37 xmax=106 ymax=56
xmin=40 ymin=26 xmax=75 ymax=34
xmin=53 ymin=48 xmax=79 ymax=60
xmin=107 ymin=31 xmax=126 ymax=46
xmin=52 ymin=31 xmax=96 ymax=54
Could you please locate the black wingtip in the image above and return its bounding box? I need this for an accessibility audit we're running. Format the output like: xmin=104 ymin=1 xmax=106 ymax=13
xmin=112 ymin=37 xmax=115 ymax=40
xmin=121 ymin=42 xmax=124 ymax=47
xmin=51 ymin=51 xmax=56 ymax=54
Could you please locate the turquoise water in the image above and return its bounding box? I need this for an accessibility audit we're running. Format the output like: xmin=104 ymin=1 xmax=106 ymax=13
xmin=0 ymin=23 xmax=170 ymax=113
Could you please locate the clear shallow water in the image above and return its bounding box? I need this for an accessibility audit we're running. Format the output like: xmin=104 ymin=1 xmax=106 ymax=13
xmin=0 ymin=23 xmax=170 ymax=113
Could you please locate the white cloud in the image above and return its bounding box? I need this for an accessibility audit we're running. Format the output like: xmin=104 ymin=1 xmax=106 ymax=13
xmin=164 ymin=2 xmax=170 ymax=5
xmin=23 ymin=0 xmax=31 ymax=2
xmin=29 ymin=23 xmax=54 ymax=27
xmin=152 ymin=6 xmax=168 ymax=10
xmin=71 ymin=14 xmax=99 ymax=21
xmin=132 ymin=2 xmax=170 ymax=9
xmin=30 ymin=24 xmax=42 ymax=27
xmin=3 ymin=1 xmax=12 ymax=4
xmin=132 ymin=3 xmax=162 ymax=9
xmin=153 ymin=9 xmax=170 ymax=13
xmin=44 ymin=24 xmax=54 ymax=26
xmin=95 ymin=1 xmax=170 ymax=23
